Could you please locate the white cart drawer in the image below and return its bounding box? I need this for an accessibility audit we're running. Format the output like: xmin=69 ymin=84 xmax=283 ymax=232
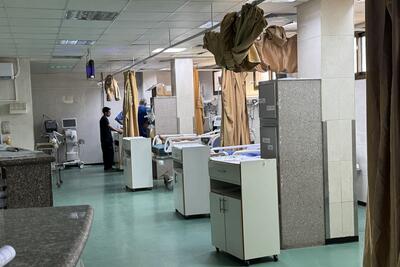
xmin=209 ymin=160 xmax=241 ymax=185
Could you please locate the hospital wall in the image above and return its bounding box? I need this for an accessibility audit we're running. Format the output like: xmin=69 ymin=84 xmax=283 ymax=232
xmin=31 ymin=71 xmax=168 ymax=164
xmin=0 ymin=58 xmax=35 ymax=150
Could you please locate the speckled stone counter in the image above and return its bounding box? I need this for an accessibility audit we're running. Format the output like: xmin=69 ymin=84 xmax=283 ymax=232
xmin=0 ymin=149 xmax=54 ymax=208
xmin=0 ymin=205 xmax=93 ymax=267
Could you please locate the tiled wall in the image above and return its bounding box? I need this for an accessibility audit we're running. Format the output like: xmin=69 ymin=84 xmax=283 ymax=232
xmin=298 ymin=0 xmax=357 ymax=240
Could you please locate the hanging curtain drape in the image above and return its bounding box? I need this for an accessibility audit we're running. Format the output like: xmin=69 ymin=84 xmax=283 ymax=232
xmin=123 ymin=71 xmax=139 ymax=137
xmin=220 ymin=69 xmax=250 ymax=146
xmin=193 ymin=68 xmax=204 ymax=135
xmin=363 ymin=0 xmax=400 ymax=266
xmin=203 ymin=4 xmax=267 ymax=72
xmin=104 ymin=74 xmax=121 ymax=101
xmin=254 ymin=26 xmax=298 ymax=73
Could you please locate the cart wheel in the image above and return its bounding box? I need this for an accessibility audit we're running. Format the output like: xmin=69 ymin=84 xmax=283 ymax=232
xmin=244 ymin=260 xmax=250 ymax=266
xmin=164 ymin=176 xmax=173 ymax=190
xmin=216 ymin=247 xmax=220 ymax=253
xmin=273 ymin=255 xmax=278 ymax=262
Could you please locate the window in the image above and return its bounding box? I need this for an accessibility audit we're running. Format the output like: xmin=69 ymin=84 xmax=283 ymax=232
xmin=354 ymin=32 xmax=366 ymax=79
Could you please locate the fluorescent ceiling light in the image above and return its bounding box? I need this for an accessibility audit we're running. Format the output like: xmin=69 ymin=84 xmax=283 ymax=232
xmin=59 ymin=40 xmax=95 ymax=45
xmin=152 ymin=48 xmax=187 ymax=53
xmin=199 ymin=21 xmax=219 ymax=29
xmin=65 ymin=10 xmax=119 ymax=21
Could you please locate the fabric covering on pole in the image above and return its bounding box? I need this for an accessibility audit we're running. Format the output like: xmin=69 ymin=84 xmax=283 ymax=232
xmin=203 ymin=3 xmax=267 ymax=72
xmin=105 ymin=74 xmax=121 ymax=101
xmin=254 ymin=26 xmax=298 ymax=73
xmin=363 ymin=0 xmax=400 ymax=266
xmin=193 ymin=68 xmax=204 ymax=135
xmin=220 ymin=69 xmax=250 ymax=146
xmin=123 ymin=71 xmax=139 ymax=137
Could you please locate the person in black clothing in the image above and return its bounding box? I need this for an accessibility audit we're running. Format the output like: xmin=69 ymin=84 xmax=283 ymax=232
xmin=100 ymin=107 xmax=122 ymax=171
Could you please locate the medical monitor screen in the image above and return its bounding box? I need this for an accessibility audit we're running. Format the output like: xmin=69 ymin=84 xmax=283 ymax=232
xmin=62 ymin=118 xmax=77 ymax=128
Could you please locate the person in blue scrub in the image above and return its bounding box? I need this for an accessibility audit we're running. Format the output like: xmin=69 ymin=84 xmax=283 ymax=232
xmin=115 ymin=99 xmax=149 ymax=137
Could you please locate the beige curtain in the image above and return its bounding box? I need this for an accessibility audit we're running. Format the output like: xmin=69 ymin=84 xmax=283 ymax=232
xmin=203 ymin=4 xmax=267 ymax=72
xmin=254 ymin=26 xmax=298 ymax=73
xmin=105 ymin=74 xmax=121 ymax=101
xmin=123 ymin=71 xmax=139 ymax=137
xmin=221 ymin=69 xmax=250 ymax=146
xmin=193 ymin=68 xmax=204 ymax=135
xmin=363 ymin=0 xmax=400 ymax=266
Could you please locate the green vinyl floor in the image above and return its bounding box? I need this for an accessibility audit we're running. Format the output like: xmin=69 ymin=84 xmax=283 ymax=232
xmin=53 ymin=166 xmax=365 ymax=267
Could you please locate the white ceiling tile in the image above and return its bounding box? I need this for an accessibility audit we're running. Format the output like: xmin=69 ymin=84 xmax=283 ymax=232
xmin=61 ymin=20 xmax=112 ymax=28
xmin=6 ymin=8 xmax=64 ymax=19
xmin=111 ymin=20 xmax=157 ymax=29
xmin=59 ymin=27 xmax=105 ymax=35
xmin=0 ymin=8 xmax=6 ymax=17
xmin=167 ymin=12 xmax=225 ymax=21
xmin=0 ymin=33 xmax=12 ymax=39
xmin=118 ymin=11 xmax=170 ymax=21
xmin=126 ymin=1 xmax=186 ymax=12
xmin=0 ymin=18 xmax=8 ymax=26
xmin=98 ymin=33 xmax=143 ymax=42
xmin=153 ymin=20 xmax=202 ymax=29
xmin=58 ymin=33 xmax=101 ymax=40
xmin=18 ymin=48 xmax=53 ymax=54
xmin=180 ymin=1 xmax=239 ymax=12
xmin=13 ymin=33 xmax=57 ymax=39
xmin=11 ymin=26 xmax=59 ymax=34
xmin=0 ymin=38 xmax=15 ymax=44
xmin=16 ymin=43 xmax=54 ymax=49
xmin=0 ymin=26 xmax=9 ymax=33
xmin=67 ymin=0 xmax=129 ymax=12
xmin=14 ymin=39 xmax=55 ymax=45
xmin=4 ymin=0 xmax=67 ymax=9
xmin=105 ymin=27 xmax=147 ymax=35
xmin=8 ymin=18 xmax=61 ymax=27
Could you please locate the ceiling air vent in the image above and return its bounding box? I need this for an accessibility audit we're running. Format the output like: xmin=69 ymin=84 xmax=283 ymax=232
xmin=66 ymin=10 xmax=119 ymax=21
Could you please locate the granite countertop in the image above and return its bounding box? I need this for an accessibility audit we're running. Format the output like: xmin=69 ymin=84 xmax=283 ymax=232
xmin=0 ymin=205 xmax=94 ymax=267
xmin=0 ymin=149 xmax=54 ymax=166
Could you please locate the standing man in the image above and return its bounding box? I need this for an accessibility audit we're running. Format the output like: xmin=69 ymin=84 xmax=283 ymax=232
xmin=100 ymin=107 xmax=122 ymax=171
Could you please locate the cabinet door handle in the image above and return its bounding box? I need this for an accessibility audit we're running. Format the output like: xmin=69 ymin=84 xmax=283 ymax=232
xmin=174 ymin=174 xmax=177 ymax=183
xmin=219 ymin=198 xmax=223 ymax=213
xmin=222 ymin=199 xmax=227 ymax=212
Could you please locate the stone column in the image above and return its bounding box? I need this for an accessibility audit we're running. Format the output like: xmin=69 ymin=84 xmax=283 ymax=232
xmin=298 ymin=0 xmax=357 ymax=240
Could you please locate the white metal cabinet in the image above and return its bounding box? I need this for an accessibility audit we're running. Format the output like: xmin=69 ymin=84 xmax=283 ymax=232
xmin=209 ymin=156 xmax=280 ymax=264
xmin=172 ymin=144 xmax=210 ymax=217
xmin=173 ymin=169 xmax=184 ymax=214
xmin=210 ymin=192 xmax=226 ymax=251
xmin=225 ymin=196 xmax=244 ymax=259
xmin=123 ymin=137 xmax=153 ymax=190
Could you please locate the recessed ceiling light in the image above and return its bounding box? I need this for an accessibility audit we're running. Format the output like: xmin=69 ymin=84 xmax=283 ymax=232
xmin=152 ymin=48 xmax=187 ymax=53
xmin=59 ymin=40 xmax=96 ymax=45
xmin=199 ymin=21 xmax=219 ymax=29
xmin=65 ymin=10 xmax=119 ymax=21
